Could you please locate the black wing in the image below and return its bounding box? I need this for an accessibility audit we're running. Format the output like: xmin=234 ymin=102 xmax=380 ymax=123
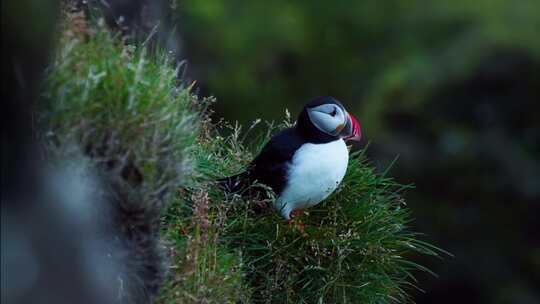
xmin=218 ymin=127 xmax=304 ymax=196
xmin=248 ymin=127 xmax=304 ymax=195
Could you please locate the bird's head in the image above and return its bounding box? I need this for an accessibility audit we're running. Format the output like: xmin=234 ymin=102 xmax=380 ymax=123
xmin=297 ymin=96 xmax=362 ymax=143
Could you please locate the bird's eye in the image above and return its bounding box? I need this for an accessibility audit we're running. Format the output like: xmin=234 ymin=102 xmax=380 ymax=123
xmin=330 ymin=108 xmax=337 ymax=117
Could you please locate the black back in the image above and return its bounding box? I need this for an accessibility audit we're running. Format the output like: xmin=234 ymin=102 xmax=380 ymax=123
xmin=247 ymin=127 xmax=305 ymax=195
xmin=218 ymin=127 xmax=304 ymax=196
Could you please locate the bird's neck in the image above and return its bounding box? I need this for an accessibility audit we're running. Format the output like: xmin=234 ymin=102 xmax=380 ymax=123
xmin=296 ymin=110 xmax=338 ymax=144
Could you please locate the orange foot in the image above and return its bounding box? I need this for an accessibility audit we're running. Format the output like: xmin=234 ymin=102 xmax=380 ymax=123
xmin=290 ymin=209 xmax=303 ymax=218
xmin=288 ymin=209 xmax=306 ymax=234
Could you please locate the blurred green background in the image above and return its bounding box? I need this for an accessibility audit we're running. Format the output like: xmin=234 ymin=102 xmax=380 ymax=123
xmin=174 ymin=1 xmax=540 ymax=303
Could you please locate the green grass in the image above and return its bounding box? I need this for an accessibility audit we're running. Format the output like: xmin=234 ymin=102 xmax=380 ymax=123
xmin=41 ymin=16 xmax=205 ymax=201
xmin=43 ymin=13 xmax=446 ymax=304
xmin=158 ymin=118 xmax=447 ymax=303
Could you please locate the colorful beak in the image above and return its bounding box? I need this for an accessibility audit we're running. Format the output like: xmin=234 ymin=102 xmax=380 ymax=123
xmin=341 ymin=113 xmax=362 ymax=141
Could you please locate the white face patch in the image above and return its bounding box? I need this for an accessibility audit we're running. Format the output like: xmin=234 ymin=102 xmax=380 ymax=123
xmin=307 ymin=104 xmax=347 ymax=136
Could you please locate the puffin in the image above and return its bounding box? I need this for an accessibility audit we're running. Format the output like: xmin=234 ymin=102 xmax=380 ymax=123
xmin=220 ymin=96 xmax=362 ymax=220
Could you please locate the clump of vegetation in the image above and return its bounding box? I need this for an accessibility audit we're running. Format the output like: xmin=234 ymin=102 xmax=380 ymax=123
xmin=40 ymin=11 xmax=205 ymax=302
xmin=42 ymin=12 xmax=203 ymax=197
xmin=160 ymin=117 xmax=446 ymax=303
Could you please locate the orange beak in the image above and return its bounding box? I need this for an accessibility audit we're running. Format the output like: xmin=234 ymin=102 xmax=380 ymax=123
xmin=342 ymin=113 xmax=362 ymax=141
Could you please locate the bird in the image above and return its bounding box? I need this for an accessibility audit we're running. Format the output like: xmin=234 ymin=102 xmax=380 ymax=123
xmin=220 ymin=96 xmax=362 ymax=220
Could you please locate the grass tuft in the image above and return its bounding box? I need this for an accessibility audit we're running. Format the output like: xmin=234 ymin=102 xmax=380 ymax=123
xmin=40 ymin=13 xmax=207 ymax=301
xmin=41 ymin=14 xmax=207 ymax=198
xmin=160 ymin=120 xmax=447 ymax=303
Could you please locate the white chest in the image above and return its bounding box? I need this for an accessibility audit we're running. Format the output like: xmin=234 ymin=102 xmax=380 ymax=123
xmin=275 ymin=139 xmax=349 ymax=219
